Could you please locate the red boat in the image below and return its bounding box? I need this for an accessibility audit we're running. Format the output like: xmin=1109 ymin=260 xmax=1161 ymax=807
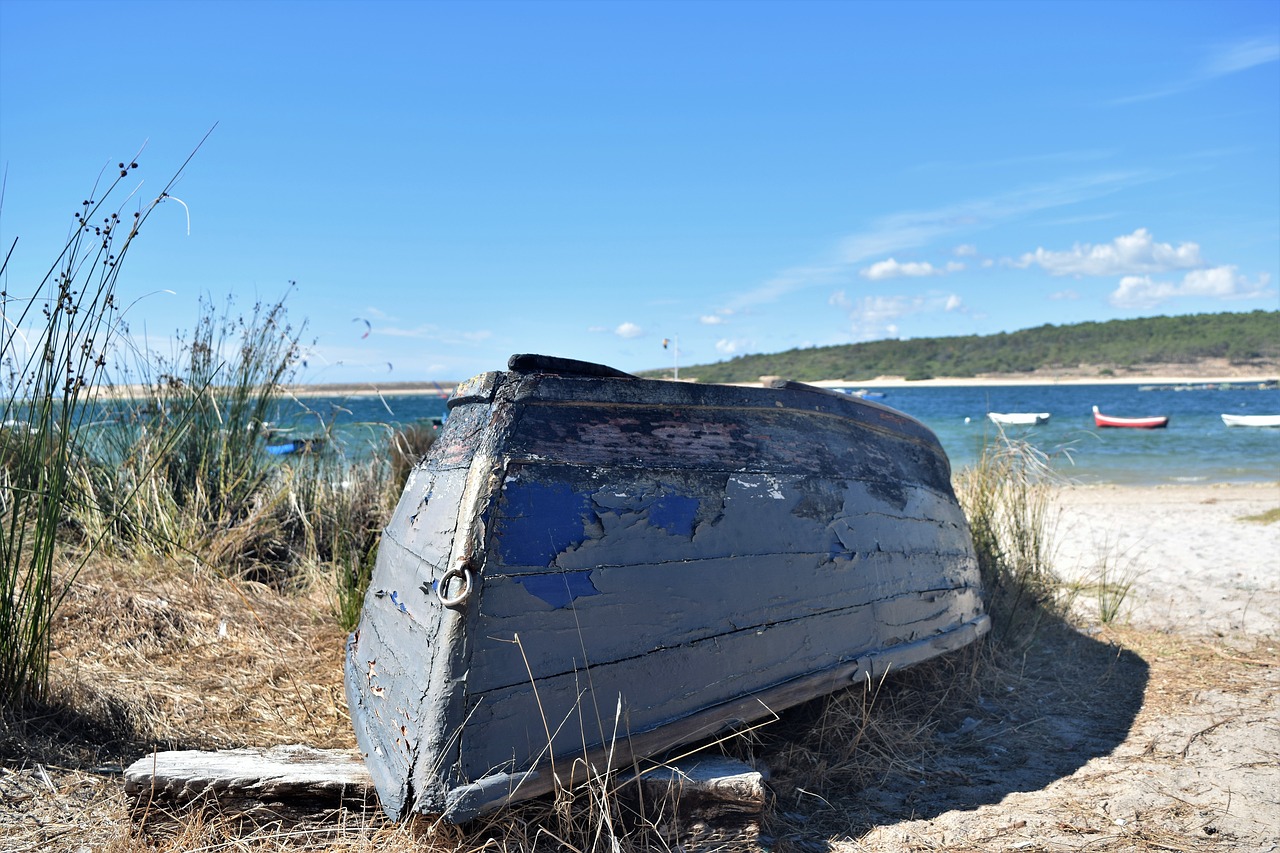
xmin=1092 ymin=405 xmax=1169 ymax=429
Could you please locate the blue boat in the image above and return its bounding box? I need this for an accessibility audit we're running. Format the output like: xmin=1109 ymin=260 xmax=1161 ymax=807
xmin=344 ymin=354 xmax=989 ymax=821
xmin=264 ymin=437 xmax=326 ymax=456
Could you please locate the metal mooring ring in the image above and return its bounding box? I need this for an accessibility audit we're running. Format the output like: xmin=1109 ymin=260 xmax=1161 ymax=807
xmin=436 ymin=563 xmax=475 ymax=607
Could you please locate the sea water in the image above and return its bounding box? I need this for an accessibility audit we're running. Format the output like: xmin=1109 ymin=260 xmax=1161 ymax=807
xmin=279 ymin=382 xmax=1279 ymax=487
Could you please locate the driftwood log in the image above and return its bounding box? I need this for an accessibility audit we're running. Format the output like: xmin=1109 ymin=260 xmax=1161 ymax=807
xmin=125 ymin=745 xmax=765 ymax=832
xmin=620 ymin=756 xmax=768 ymax=849
xmin=124 ymin=745 xmax=375 ymax=813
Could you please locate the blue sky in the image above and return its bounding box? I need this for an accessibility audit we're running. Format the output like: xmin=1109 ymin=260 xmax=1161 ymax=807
xmin=1 ymin=1 xmax=1277 ymax=383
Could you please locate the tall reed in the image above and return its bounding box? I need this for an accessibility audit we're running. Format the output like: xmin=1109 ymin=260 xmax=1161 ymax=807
xmin=73 ymin=292 xmax=431 ymax=621
xmin=0 ymin=150 xmax=198 ymax=708
xmin=78 ymin=291 xmax=307 ymax=568
xmin=954 ymin=428 xmax=1064 ymax=642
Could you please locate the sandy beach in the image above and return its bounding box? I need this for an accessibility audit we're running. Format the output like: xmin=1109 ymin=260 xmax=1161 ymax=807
xmin=848 ymin=481 xmax=1280 ymax=851
xmin=1053 ymin=482 xmax=1280 ymax=636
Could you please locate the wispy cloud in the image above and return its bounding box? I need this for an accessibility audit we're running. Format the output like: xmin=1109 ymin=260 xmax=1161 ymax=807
xmin=699 ymin=314 xmax=727 ymax=325
xmin=1201 ymin=37 xmax=1280 ymax=77
xmin=1014 ymin=228 xmax=1203 ymax=277
xmin=1111 ymin=36 xmax=1280 ymax=105
xmin=376 ymin=324 xmax=493 ymax=345
xmin=725 ymin=171 xmax=1143 ymax=311
xmin=841 ymin=292 xmax=964 ymax=341
xmin=715 ymin=337 xmax=751 ymax=355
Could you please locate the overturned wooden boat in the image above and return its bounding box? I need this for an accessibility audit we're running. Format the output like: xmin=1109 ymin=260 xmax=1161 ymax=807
xmin=345 ymin=354 xmax=990 ymax=822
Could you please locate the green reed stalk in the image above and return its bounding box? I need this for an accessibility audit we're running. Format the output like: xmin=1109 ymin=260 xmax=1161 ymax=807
xmin=0 ymin=145 xmax=203 ymax=708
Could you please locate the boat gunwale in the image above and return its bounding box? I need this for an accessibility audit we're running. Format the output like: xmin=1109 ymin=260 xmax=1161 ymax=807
xmin=513 ymin=396 xmax=946 ymax=455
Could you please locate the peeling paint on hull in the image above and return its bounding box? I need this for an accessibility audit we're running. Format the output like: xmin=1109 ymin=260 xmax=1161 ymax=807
xmin=344 ymin=354 xmax=990 ymax=822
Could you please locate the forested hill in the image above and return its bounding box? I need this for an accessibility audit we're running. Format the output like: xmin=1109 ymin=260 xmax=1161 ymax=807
xmin=648 ymin=310 xmax=1279 ymax=383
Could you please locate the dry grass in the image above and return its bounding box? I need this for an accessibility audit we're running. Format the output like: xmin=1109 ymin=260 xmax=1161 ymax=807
xmin=3 ymin=497 xmax=1275 ymax=851
xmin=1240 ymin=506 xmax=1280 ymax=524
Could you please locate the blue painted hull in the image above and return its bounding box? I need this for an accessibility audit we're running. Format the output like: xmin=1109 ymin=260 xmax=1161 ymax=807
xmin=345 ymin=355 xmax=989 ymax=821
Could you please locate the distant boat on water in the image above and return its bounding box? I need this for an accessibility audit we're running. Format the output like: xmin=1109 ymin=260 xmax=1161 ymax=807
xmin=1220 ymin=413 xmax=1280 ymax=428
xmin=1092 ymin=406 xmax=1169 ymax=429
xmin=264 ymin=437 xmax=326 ymax=455
xmin=987 ymin=412 xmax=1050 ymax=426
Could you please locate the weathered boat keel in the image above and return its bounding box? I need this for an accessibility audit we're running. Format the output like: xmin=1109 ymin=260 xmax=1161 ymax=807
xmin=345 ymin=354 xmax=989 ymax=821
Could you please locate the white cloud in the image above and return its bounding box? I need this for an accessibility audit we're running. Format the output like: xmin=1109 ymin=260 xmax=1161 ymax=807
xmin=1016 ymin=228 xmax=1202 ymax=277
xmin=828 ymin=290 xmax=852 ymax=309
xmin=954 ymin=244 xmax=978 ymax=257
xmin=699 ymin=314 xmax=726 ymax=325
xmin=614 ymin=322 xmax=644 ymax=339
xmin=1110 ymin=267 xmax=1273 ymax=308
xmin=1049 ymin=289 xmax=1081 ymax=301
xmin=715 ymin=338 xmax=747 ymax=355
xmin=860 ymin=258 xmax=960 ymax=280
xmin=944 ymin=293 xmax=963 ymax=312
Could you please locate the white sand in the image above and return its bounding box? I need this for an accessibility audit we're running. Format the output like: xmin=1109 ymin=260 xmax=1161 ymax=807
xmin=1051 ymin=482 xmax=1280 ymax=636
xmin=846 ymin=482 xmax=1280 ymax=851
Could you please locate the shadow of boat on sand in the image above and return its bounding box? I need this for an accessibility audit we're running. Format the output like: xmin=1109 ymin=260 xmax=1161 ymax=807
xmin=755 ymin=618 xmax=1148 ymax=846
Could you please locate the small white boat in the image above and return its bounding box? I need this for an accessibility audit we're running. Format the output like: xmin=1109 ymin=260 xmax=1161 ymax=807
xmin=1221 ymin=413 xmax=1280 ymax=428
xmin=988 ymin=412 xmax=1050 ymax=426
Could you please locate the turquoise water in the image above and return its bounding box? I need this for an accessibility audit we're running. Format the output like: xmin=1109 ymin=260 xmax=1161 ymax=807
xmin=862 ymin=384 xmax=1280 ymax=485
xmin=276 ymin=383 xmax=1279 ymax=486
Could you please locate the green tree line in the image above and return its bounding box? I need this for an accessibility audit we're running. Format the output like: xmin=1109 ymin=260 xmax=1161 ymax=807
xmin=649 ymin=310 xmax=1279 ymax=383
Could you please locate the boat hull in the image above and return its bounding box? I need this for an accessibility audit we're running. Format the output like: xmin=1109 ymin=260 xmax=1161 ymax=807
xmin=1221 ymin=413 xmax=1280 ymax=428
xmin=988 ymin=412 xmax=1050 ymax=426
xmin=1092 ymin=406 xmax=1169 ymax=429
xmin=345 ymin=355 xmax=989 ymax=821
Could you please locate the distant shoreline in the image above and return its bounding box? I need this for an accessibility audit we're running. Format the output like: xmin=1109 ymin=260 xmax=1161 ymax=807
xmin=279 ymin=372 xmax=1280 ymax=398
xmin=91 ymin=365 xmax=1279 ymax=399
xmin=281 ymin=370 xmax=1277 ymax=397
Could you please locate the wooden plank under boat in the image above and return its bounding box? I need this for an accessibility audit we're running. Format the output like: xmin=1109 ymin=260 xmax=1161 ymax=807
xmin=987 ymin=412 xmax=1050 ymax=426
xmin=344 ymin=354 xmax=990 ymax=822
xmin=1221 ymin=413 xmax=1280 ymax=428
xmin=1092 ymin=405 xmax=1169 ymax=429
